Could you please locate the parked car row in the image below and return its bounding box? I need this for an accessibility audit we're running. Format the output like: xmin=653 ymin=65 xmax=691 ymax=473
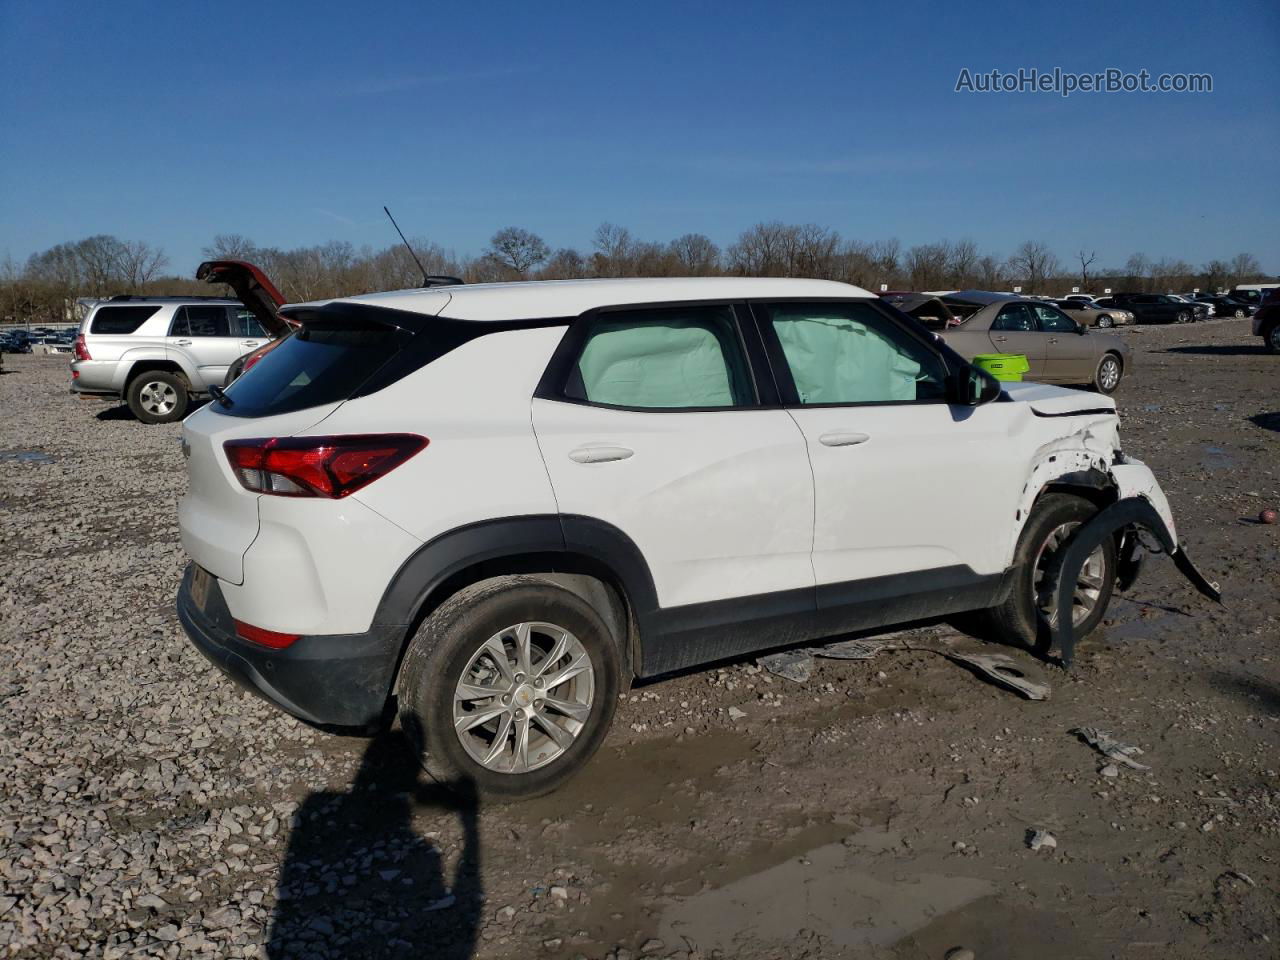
xmin=1058 ymin=288 xmax=1268 ymax=323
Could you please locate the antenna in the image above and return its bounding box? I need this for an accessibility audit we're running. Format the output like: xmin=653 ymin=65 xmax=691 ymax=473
xmin=384 ymin=206 xmax=429 ymax=287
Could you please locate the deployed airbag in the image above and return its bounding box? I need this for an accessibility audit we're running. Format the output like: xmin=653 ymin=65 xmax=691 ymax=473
xmin=577 ymin=320 xmax=736 ymax=408
xmin=773 ymin=313 xmax=922 ymax=403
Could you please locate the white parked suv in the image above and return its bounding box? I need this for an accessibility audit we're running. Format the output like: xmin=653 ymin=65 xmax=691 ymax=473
xmin=71 ymin=296 xmax=278 ymax=423
xmin=175 ymin=277 xmax=1218 ymax=797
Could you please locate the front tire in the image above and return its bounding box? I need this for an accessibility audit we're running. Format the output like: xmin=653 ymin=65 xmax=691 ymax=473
xmin=1096 ymin=314 xmax=1114 ymax=329
xmin=976 ymin=493 xmax=1117 ymax=656
xmin=1234 ymin=308 xmax=1246 ymax=319
xmin=1175 ymin=310 xmax=1191 ymax=324
xmin=398 ymin=577 xmax=621 ymax=800
xmin=1092 ymin=353 xmax=1123 ymax=394
xmin=126 ymin=370 xmax=189 ymax=424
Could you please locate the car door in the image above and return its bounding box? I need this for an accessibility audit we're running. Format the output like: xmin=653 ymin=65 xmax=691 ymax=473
xmin=752 ymin=299 xmax=1027 ymax=605
xmin=532 ymin=303 xmax=815 ymax=612
xmin=167 ymin=306 xmax=244 ymax=389
xmin=234 ymin=309 xmax=271 ymax=355
xmin=1030 ymin=303 xmax=1094 ymax=383
xmin=986 ymin=303 xmax=1049 ymax=377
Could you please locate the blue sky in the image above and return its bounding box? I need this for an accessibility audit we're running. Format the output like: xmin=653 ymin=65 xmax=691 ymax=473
xmin=1 ymin=0 xmax=1277 ymax=274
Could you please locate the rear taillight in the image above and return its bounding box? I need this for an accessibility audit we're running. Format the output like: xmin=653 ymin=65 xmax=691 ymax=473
xmin=73 ymin=335 xmax=91 ymax=361
xmin=242 ymin=350 xmax=268 ymax=374
xmin=223 ymin=434 xmax=427 ymax=499
xmin=233 ymin=619 xmax=299 ymax=649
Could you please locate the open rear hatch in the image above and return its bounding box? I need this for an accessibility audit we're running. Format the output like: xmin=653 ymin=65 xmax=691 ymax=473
xmin=196 ymin=260 xmax=290 ymax=337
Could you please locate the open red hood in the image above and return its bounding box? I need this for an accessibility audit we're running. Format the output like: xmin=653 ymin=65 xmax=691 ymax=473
xmin=196 ymin=260 xmax=291 ymax=337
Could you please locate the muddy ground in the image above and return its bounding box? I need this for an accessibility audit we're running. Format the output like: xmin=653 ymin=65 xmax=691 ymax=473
xmin=0 ymin=318 xmax=1276 ymax=959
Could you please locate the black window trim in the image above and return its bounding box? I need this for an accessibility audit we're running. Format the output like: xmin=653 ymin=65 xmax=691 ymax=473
xmin=746 ymin=297 xmax=963 ymax=410
xmin=169 ymin=304 xmax=237 ymax=338
xmin=533 ymin=298 xmax=778 ymax=413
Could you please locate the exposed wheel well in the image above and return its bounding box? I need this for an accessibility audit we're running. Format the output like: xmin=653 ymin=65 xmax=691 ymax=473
xmin=399 ymin=552 xmax=639 ymax=690
xmin=126 ymin=361 xmax=189 ymax=390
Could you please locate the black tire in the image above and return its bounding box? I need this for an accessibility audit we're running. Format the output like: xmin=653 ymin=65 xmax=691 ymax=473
xmin=1096 ymin=314 xmax=1114 ymax=329
xmin=398 ymin=576 xmax=621 ymax=800
xmin=1234 ymin=308 xmax=1246 ymax=319
xmin=125 ymin=370 xmax=189 ymax=424
xmin=1092 ymin=353 xmax=1123 ymax=394
xmin=975 ymin=493 xmax=1117 ymax=656
xmin=224 ymin=356 xmax=246 ymax=387
xmin=1175 ymin=310 xmax=1191 ymax=324
xmin=1264 ymin=322 xmax=1280 ymax=355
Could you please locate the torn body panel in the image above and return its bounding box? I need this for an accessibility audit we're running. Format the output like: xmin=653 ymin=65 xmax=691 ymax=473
xmin=1053 ymin=496 xmax=1221 ymax=666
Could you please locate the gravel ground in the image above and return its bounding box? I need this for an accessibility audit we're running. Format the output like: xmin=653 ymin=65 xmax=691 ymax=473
xmin=0 ymin=319 xmax=1277 ymax=959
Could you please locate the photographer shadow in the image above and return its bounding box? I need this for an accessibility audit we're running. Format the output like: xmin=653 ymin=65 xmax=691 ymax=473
xmin=266 ymin=730 xmax=482 ymax=959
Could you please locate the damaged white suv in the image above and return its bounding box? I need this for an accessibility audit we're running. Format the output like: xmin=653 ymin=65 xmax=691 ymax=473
xmin=176 ymin=278 xmax=1219 ymax=798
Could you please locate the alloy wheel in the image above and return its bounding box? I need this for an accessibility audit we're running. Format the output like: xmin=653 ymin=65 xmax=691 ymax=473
xmin=1098 ymin=357 xmax=1121 ymax=392
xmin=452 ymin=622 xmax=595 ymax=774
xmin=138 ymin=381 xmax=178 ymax=417
xmin=1032 ymin=522 xmax=1106 ymax=628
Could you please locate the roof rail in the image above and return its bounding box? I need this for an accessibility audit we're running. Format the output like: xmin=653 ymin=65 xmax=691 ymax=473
xmin=107 ymin=294 xmax=238 ymax=302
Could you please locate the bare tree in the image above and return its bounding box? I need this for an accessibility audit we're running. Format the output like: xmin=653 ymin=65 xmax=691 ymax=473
xmin=591 ymin=223 xmax=635 ymax=277
xmin=905 ymin=242 xmax=951 ymax=291
xmin=1006 ymin=241 xmax=1060 ymax=294
xmin=118 ymin=240 xmax=169 ymax=290
xmin=669 ymin=233 xmax=720 ymax=275
xmin=869 ymin=238 xmax=901 ymax=287
xmin=1200 ymin=259 xmax=1230 ymax=292
xmin=540 ymin=248 xmax=588 ymax=280
xmin=947 ymin=239 xmax=980 ymax=288
xmin=1122 ymin=253 xmax=1150 ymax=291
xmin=484 ymin=227 xmax=549 ymax=279
xmin=1077 ymin=249 xmax=1097 ymax=292
xmin=976 ymin=255 xmax=1006 ymax=290
xmin=1228 ymin=252 xmax=1263 ymax=284
xmin=202 ymin=234 xmax=259 ymax=261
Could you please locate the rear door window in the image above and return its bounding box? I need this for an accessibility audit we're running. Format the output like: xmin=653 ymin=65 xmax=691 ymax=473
xmin=992 ymin=304 xmax=1035 ymax=331
xmin=563 ymin=306 xmax=753 ymax=409
xmin=89 ymin=305 xmax=161 ymax=334
xmin=180 ymin=306 xmax=232 ymax=337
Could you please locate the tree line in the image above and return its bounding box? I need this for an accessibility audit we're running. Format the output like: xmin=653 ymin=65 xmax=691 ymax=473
xmin=2 ymin=223 xmax=1271 ymax=323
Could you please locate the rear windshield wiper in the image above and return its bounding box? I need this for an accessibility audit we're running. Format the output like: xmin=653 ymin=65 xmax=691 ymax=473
xmin=208 ymin=385 xmax=234 ymax=408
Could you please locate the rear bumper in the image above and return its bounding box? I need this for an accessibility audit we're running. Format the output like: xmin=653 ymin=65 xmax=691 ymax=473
xmin=176 ymin=563 xmax=405 ymax=730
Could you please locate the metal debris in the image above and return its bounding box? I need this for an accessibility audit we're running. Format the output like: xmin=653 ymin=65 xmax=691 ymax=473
xmin=756 ymin=633 xmax=1051 ymax=701
xmin=1027 ymin=829 xmax=1057 ymax=852
xmin=1071 ymin=727 xmax=1150 ymax=770
xmin=942 ymin=652 xmax=1051 ymax=701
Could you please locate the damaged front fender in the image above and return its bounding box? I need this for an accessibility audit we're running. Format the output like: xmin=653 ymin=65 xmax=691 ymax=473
xmin=1053 ymin=496 xmax=1222 ymax=667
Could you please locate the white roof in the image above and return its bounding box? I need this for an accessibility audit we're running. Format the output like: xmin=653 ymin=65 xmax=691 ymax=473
xmin=309 ymin=277 xmax=875 ymax=322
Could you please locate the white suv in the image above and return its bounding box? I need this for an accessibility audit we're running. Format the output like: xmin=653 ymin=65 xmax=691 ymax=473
xmin=175 ymin=277 xmax=1218 ymax=797
xmin=71 ymin=296 xmax=276 ymax=423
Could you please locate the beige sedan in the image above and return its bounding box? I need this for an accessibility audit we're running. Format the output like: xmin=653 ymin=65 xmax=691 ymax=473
xmin=938 ymin=293 xmax=1132 ymax=393
xmin=1053 ymin=298 xmax=1134 ymax=328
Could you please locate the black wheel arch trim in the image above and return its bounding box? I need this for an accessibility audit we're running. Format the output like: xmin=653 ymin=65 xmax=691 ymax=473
xmin=1052 ymin=497 xmax=1222 ymax=667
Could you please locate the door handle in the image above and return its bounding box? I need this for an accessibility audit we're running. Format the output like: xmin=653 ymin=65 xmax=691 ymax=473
xmin=1047 ymin=337 xmax=1059 ymax=344
xmin=993 ymin=336 xmax=1008 ymax=342
xmin=819 ymin=431 xmax=871 ymax=447
xmin=568 ymin=444 xmax=634 ymax=464
xmin=241 ymin=340 xmax=259 ymax=347
xmin=174 ymin=339 xmax=192 ymax=346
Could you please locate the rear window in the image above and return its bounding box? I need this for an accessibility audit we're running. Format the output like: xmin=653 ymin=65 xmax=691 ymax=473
xmin=89 ymin=305 xmax=161 ymax=335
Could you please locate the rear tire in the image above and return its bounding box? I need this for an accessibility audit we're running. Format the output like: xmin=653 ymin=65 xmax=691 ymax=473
xmin=975 ymin=493 xmax=1117 ymax=656
xmin=398 ymin=576 xmax=621 ymax=800
xmin=1234 ymin=308 xmax=1246 ymax=319
xmin=126 ymin=370 xmax=189 ymax=424
xmin=1092 ymin=353 xmax=1123 ymax=394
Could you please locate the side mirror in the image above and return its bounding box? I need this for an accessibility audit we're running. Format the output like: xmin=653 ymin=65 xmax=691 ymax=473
xmin=950 ymin=365 xmax=1002 ymax=406
xmin=1076 ymin=322 xmax=1088 ymax=335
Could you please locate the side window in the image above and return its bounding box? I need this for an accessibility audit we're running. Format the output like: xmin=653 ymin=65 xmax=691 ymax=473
xmin=562 ymin=305 xmax=753 ymax=409
xmin=1032 ymin=304 xmax=1078 ymax=332
xmin=184 ymin=305 xmax=231 ymax=337
xmin=168 ymin=307 xmax=190 ymax=337
xmin=763 ymin=301 xmax=948 ymax=405
xmin=89 ymin=305 xmax=161 ymax=334
xmin=992 ymin=304 xmax=1035 ymax=332
xmin=237 ymin=310 xmax=266 ymax=337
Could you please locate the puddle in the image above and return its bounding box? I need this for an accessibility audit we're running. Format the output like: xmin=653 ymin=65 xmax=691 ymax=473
xmin=1201 ymin=445 xmax=1235 ymax=471
xmin=1141 ymin=404 xmax=1162 ymax=413
xmin=0 ymin=449 xmax=55 ymax=464
xmin=659 ymin=831 xmax=994 ymax=951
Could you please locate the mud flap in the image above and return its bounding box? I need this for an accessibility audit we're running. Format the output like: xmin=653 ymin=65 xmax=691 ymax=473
xmin=1054 ymin=497 xmax=1222 ymax=667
